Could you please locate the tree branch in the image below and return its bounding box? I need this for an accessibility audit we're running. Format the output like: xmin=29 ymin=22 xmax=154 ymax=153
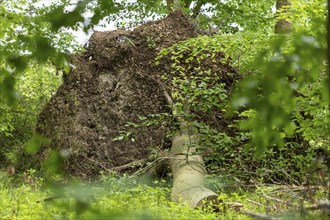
xmin=192 ymin=0 xmax=207 ymax=19
xmin=241 ymin=210 xmax=278 ymax=220
xmin=166 ymin=0 xmax=182 ymax=11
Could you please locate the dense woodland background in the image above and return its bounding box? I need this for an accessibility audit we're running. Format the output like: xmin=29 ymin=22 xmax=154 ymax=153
xmin=0 ymin=0 xmax=329 ymax=219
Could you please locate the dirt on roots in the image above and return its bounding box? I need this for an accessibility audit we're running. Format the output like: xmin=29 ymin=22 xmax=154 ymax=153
xmin=35 ymin=11 xmax=238 ymax=179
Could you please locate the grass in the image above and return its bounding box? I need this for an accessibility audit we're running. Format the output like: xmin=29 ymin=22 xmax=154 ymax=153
xmin=0 ymin=171 xmax=328 ymax=220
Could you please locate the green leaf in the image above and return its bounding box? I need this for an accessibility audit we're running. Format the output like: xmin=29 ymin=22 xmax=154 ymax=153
xmin=25 ymin=134 xmax=49 ymax=154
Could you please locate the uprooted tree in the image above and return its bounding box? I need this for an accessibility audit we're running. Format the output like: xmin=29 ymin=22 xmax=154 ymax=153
xmin=2 ymin=0 xmax=327 ymax=211
xmin=35 ymin=11 xmax=238 ymax=207
xmin=33 ymin=4 xmax=329 ymax=206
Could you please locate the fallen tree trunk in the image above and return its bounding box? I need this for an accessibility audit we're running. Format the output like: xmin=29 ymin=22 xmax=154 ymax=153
xmin=170 ymin=131 xmax=218 ymax=208
xmin=162 ymin=76 xmax=219 ymax=208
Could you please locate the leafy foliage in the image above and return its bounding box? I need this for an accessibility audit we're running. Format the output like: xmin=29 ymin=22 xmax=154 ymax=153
xmin=151 ymin=0 xmax=329 ymax=184
xmin=0 ymin=0 xmax=78 ymax=103
xmin=231 ymin=0 xmax=328 ymax=154
xmin=0 ymin=63 xmax=61 ymax=165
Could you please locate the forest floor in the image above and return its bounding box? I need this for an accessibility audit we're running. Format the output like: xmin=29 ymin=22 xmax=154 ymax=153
xmin=0 ymin=171 xmax=328 ymax=220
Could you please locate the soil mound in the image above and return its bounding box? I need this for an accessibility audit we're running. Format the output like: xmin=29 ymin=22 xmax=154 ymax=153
xmin=36 ymin=11 xmax=237 ymax=178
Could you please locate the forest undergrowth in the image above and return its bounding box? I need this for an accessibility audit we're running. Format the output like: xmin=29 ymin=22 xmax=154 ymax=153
xmin=0 ymin=170 xmax=328 ymax=220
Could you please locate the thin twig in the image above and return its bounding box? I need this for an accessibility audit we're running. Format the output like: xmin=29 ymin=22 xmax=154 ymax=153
xmin=112 ymin=159 xmax=146 ymax=172
xmin=82 ymin=155 xmax=112 ymax=173
xmin=247 ymin=199 xmax=266 ymax=207
xmin=36 ymin=195 xmax=61 ymax=203
xmin=128 ymin=156 xmax=168 ymax=178
xmin=241 ymin=210 xmax=279 ymax=220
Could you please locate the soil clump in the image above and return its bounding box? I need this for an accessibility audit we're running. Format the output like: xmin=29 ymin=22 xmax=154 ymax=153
xmin=36 ymin=11 xmax=237 ymax=178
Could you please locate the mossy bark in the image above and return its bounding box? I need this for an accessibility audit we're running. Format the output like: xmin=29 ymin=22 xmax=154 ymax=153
xmin=275 ymin=0 xmax=292 ymax=34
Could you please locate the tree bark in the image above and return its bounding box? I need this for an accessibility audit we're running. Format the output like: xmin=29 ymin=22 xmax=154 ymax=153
xmin=162 ymin=85 xmax=218 ymax=208
xmin=169 ymin=127 xmax=218 ymax=208
xmin=275 ymin=0 xmax=292 ymax=34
